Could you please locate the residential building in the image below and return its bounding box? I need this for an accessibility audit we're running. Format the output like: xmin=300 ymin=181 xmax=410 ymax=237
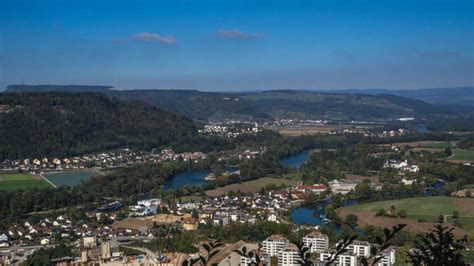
xmin=303 ymin=231 xmax=329 ymax=253
xmin=320 ymin=251 xmax=357 ymax=266
xmin=278 ymin=243 xmax=299 ymax=266
xmin=295 ymin=184 xmax=327 ymax=194
xmin=347 ymin=241 xmax=371 ymax=257
xmin=376 ymin=247 xmax=396 ymax=266
xmin=262 ymin=234 xmax=289 ymax=256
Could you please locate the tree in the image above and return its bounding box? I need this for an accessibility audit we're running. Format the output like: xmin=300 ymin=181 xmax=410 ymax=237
xmin=376 ymin=209 xmax=387 ymax=217
xmin=398 ymin=210 xmax=407 ymax=218
xmin=324 ymin=235 xmax=357 ymax=266
xmin=191 ymin=209 xmax=199 ymax=219
xmin=407 ymin=220 xmax=468 ymax=265
xmin=360 ymin=224 xmax=406 ymax=266
xmin=98 ymin=213 xmax=110 ymax=225
xmin=23 ymin=243 xmax=73 ymax=266
xmin=183 ymin=239 xmax=223 ymax=266
xmin=444 ymin=147 xmax=453 ymax=157
xmin=234 ymin=245 xmax=261 ymax=266
xmin=294 ymin=241 xmax=312 ymax=266
xmin=345 ymin=214 xmax=359 ymax=227
xmin=452 ymin=211 xmax=460 ymax=219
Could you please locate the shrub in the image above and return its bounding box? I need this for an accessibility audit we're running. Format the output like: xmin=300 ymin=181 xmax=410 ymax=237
xmin=345 ymin=214 xmax=359 ymax=227
xmin=453 ymin=220 xmax=463 ymax=228
xmin=398 ymin=210 xmax=408 ymax=218
xmin=376 ymin=209 xmax=387 ymax=217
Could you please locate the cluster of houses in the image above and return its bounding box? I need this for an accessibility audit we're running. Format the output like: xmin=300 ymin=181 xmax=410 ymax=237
xmin=0 ymin=210 xmax=153 ymax=250
xmin=199 ymin=121 xmax=260 ymax=138
xmin=0 ymin=148 xmax=207 ymax=172
xmin=383 ymin=160 xmax=420 ymax=173
xmin=328 ymin=127 xmax=410 ymax=139
xmin=262 ymin=118 xmax=328 ymax=128
xmin=377 ymin=128 xmax=408 ymax=138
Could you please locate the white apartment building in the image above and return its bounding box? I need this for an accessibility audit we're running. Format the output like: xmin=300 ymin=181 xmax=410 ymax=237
xmin=278 ymin=243 xmax=299 ymax=266
xmin=347 ymin=241 xmax=371 ymax=257
xmin=320 ymin=251 xmax=357 ymax=266
xmin=376 ymin=247 xmax=396 ymax=266
xmin=262 ymin=234 xmax=289 ymax=257
xmin=303 ymin=231 xmax=329 ymax=253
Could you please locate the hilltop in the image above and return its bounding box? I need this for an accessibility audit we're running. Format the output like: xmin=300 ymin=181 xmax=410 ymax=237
xmin=112 ymin=90 xmax=473 ymax=121
xmin=5 ymin=85 xmax=474 ymax=122
xmin=6 ymin=85 xmax=114 ymax=93
xmin=0 ymin=92 xmax=201 ymax=160
xmin=326 ymin=87 xmax=474 ymax=107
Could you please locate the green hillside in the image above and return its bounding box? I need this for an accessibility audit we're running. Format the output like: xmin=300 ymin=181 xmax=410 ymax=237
xmin=0 ymin=92 xmax=201 ymax=160
xmin=5 ymin=85 xmax=474 ymax=122
xmin=108 ymin=89 xmax=270 ymax=122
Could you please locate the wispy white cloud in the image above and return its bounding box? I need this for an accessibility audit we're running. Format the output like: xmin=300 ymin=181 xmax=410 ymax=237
xmin=131 ymin=32 xmax=177 ymax=45
xmin=216 ymin=29 xmax=264 ymax=40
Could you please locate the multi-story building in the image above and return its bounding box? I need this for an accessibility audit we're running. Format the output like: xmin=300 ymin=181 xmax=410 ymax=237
xmin=346 ymin=241 xmax=371 ymax=257
xmin=320 ymin=251 xmax=357 ymax=266
xmin=376 ymin=247 xmax=396 ymax=266
xmin=303 ymin=231 xmax=329 ymax=253
xmin=278 ymin=243 xmax=299 ymax=266
xmin=262 ymin=234 xmax=289 ymax=256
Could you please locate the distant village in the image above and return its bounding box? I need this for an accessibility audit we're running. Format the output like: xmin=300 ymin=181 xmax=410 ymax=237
xmin=0 ymin=147 xmax=265 ymax=174
xmin=0 ymin=148 xmax=205 ymax=173
xmin=199 ymin=121 xmax=260 ymax=138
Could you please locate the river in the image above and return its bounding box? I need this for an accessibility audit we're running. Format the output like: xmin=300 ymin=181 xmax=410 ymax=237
xmin=415 ymin=124 xmax=431 ymax=133
xmin=164 ymin=150 xmax=311 ymax=191
xmin=279 ymin=149 xmax=312 ymax=170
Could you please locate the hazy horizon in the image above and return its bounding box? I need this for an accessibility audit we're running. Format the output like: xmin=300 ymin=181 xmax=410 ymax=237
xmin=1 ymin=0 xmax=473 ymax=91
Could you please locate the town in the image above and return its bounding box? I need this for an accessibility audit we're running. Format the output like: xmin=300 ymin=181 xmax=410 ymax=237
xmin=1 ymin=177 xmax=391 ymax=265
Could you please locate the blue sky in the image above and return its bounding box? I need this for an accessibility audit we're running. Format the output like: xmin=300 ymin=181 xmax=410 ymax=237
xmin=1 ymin=0 xmax=473 ymax=91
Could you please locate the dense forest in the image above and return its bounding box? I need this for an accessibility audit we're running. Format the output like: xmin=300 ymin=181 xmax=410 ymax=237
xmin=6 ymin=85 xmax=474 ymax=122
xmin=0 ymin=92 xmax=207 ymax=160
xmin=112 ymin=90 xmax=474 ymax=121
xmin=108 ymin=89 xmax=270 ymax=121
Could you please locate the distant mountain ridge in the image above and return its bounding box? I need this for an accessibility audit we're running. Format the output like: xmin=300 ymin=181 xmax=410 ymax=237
xmin=6 ymin=84 xmax=114 ymax=93
xmin=5 ymin=85 xmax=474 ymax=122
xmin=322 ymin=87 xmax=474 ymax=107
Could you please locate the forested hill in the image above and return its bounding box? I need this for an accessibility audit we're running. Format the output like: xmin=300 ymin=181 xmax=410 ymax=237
xmin=107 ymin=90 xmax=270 ymax=121
xmin=0 ymin=92 xmax=201 ymax=160
xmin=5 ymin=85 xmax=473 ymax=122
xmin=111 ymin=90 xmax=473 ymax=121
xmin=326 ymin=87 xmax=474 ymax=107
xmin=239 ymin=90 xmax=473 ymax=121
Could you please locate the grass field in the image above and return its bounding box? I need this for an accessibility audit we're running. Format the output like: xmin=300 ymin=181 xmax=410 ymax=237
xmin=420 ymin=141 xmax=454 ymax=148
xmin=342 ymin=196 xmax=474 ymax=236
xmin=450 ymin=149 xmax=474 ymax=161
xmin=0 ymin=173 xmax=52 ymax=191
xmin=206 ymin=177 xmax=300 ymax=197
